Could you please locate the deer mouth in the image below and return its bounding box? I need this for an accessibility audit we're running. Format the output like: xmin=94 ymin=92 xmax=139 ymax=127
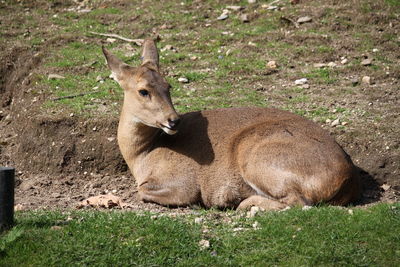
xmin=160 ymin=123 xmax=178 ymax=135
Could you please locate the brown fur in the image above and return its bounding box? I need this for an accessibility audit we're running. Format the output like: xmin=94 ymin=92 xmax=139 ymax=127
xmin=102 ymin=39 xmax=361 ymax=210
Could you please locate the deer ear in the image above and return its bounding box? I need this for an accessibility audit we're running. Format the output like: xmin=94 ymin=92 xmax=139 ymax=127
xmin=141 ymin=39 xmax=159 ymax=71
xmin=102 ymin=46 xmax=130 ymax=83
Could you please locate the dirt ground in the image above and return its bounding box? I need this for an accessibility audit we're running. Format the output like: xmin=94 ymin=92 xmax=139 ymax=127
xmin=0 ymin=0 xmax=399 ymax=211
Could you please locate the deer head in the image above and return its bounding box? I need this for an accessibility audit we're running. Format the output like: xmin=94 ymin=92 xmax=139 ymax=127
xmin=102 ymin=39 xmax=180 ymax=135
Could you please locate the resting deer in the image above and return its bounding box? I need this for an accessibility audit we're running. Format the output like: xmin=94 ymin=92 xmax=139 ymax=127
xmin=102 ymin=39 xmax=361 ymax=210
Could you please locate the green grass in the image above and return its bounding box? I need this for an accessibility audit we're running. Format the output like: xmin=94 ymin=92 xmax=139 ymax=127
xmin=304 ymin=68 xmax=337 ymax=85
xmin=385 ymin=0 xmax=400 ymax=7
xmin=1 ymin=204 xmax=399 ymax=266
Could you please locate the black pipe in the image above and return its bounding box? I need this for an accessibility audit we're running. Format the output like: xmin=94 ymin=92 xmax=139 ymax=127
xmin=0 ymin=167 xmax=15 ymax=231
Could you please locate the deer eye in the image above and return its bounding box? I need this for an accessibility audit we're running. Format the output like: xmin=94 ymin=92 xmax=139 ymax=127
xmin=138 ymin=89 xmax=149 ymax=97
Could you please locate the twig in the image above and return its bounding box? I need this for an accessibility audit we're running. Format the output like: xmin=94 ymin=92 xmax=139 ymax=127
xmin=52 ymin=91 xmax=99 ymax=101
xmin=280 ymin=16 xmax=299 ymax=28
xmin=88 ymin=31 xmax=144 ymax=46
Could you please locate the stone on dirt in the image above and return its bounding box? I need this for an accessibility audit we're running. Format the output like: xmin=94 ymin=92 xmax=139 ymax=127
xmin=194 ymin=217 xmax=203 ymax=224
xmin=217 ymin=10 xmax=229 ymax=20
xmin=199 ymin=239 xmax=210 ymax=250
xmin=331 ymin=119 xmax=340 ymax=127
xmin=248 ymin=206 xmax=261 ymax=217
xmin=267 ymin=60 xmax=278 ymax=69
xmin=297 ymin=16 xmax=312 ymax=24
xmin=178 ymin=77 xmax=189 ymax=83
xmin=361 ymin=58 xmax=373 ymax=66
xmin=226 ymin=5 xmax=243 ymax=11
xmin=240 ymin=14 xmax=250 ymax=23
xmin=295 ymin=78 xmax=308 ymax=85
xmin=362 ymin=76 xmax=371 ymax=85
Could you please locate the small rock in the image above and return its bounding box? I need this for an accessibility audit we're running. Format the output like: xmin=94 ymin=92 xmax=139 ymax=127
xmin=361 ymin=76 xmax=371 ymax=85
xmin=348 ymin=209 xmax=353 ymax=215
xmin=199 ymin=239 xmax=210 ymax=250
xmin=92 ymin=126 xmax=97 ymax=131
xmin=69 ymin=113 xmax=74 ymax=117
xmin=341 ymin=121 xmax=348 ymax=126
xmin=160 ymin=23 xmax=173 ymax=30
xmin=381 ymin=184 xmax=391 ymax=191
xmin=331 ymin=119 xmax=340 ymax=127
xmin=190 ymin=56 xmax=198 ymax=61
xmin=341 ymin=58 xmax=348 ymax=64
xmin=48 ymin=74 xmax=65 ymax=80
xmin=240 ymin=14 xmax=250 ymax=23
xmin=372 ymin=48 xmax=379 ymax=53
xmin=327 ymin=62 xmax=337 ymax=68
xmin=14 ymin=203 xmax=25 ymax=211
xmin=280 ymin=206 xmax=291 ymax=212
xmin=361 ymin=58 xmax=373 ymax=66
xmin=248 ymin=0 xmax=257 ymax=3
xmin=265 ymin=5 xmax=278 ymax=10
xmin=178 ymin=77 xmax=189 ymax=83
xmin=194 ymin=217 xmax=203 ymax=224
xmin=107 ymin=137 xmax=116 ymax=142
xmin=217 ymin=10 xmax=229 ymax=20
xmin=302 ymin=205 xmax=312 ymax=211
xmin=162 ymin=45 xmax=177 ymax=52
xmin=96 ymin=75 xmax=103 ymax=82
xmin=267 ymin=60 xmax=277 ymax=69
xmin=314 ymin=63 xmax=327 ymax=68
xmin=252 ymin=221 xmax=260 ymax=229
xmin=249 ymin=206 xmax=260 ymax=217
xmin=226 ymin=5 xmax=243 ymax=11
xmin=294 ymin=78 xmax=308 ymax=85
xmin=297 ymin=16 xmax=312 ymax=24
xmin=248 ymin=41 xmax=256 ymax=46
xmin=106 ymin=38 xmax=117 ymax=43
xmin=78 ymin=8 xmax=92 ymax=14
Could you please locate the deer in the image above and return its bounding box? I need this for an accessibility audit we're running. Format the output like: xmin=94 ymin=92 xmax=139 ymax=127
xmin=102 ymin=39 xmax=361 ymax=211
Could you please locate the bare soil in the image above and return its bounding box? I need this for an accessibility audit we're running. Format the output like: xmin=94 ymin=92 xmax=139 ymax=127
xmin=0 ymin=0 xmax=398 ymax=211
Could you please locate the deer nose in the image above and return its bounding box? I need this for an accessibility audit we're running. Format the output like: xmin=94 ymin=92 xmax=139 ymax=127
xmin=168 ymin=118 xmax=181 ymax=130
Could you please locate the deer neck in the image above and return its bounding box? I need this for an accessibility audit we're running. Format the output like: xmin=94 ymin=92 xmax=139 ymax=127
xmin=117 ymin=105 xmax=160 ymax=169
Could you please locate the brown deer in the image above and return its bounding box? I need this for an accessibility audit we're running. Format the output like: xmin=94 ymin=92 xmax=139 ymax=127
xmin=102 ymin=39 xmax=361 ymax=210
